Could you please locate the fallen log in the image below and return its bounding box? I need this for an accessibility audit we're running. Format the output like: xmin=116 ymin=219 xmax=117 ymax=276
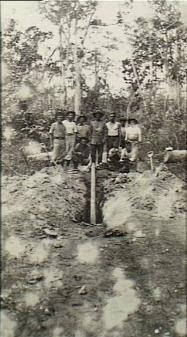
xmin=164 ymin=149 xmax=187 ymax=163
xmin=27 ymin=152 xmax=52 ymax=161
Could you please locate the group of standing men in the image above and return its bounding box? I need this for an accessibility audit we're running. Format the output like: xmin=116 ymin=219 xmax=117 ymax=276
xmin=49 ymin=109 xmax=142 ymax=170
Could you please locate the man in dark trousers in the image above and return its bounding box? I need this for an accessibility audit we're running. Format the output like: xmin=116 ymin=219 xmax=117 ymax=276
xmin=90 ymin=111 xmax=106 ymax=165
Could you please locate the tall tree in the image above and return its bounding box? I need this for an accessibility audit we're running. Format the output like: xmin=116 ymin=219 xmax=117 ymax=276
xmin=119 ymin=0 xmax=187 ymax=114
xmin=39 ymin=0 xmax=97 ymax=115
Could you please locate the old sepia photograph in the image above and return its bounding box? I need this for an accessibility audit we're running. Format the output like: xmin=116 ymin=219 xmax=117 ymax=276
xmin=1 ymin=0 xmax=187 ymax=337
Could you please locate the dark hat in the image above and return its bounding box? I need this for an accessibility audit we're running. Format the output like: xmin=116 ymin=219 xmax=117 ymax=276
xmin=119 ymin=116 xmax=127 ymax=121
xmin=128 ymin=118 xmax=138 ymax=124
xmin=55 ymin=109 xmax=64 ymax=118
xmin=79 ymin=136 xmax=88 ymax=142
xmin=56 ymin=107 xmax=63 ymax=113
xmin=93 ymin=110 xmax=104 ymax=117
xmin=66 ymin=110 xmax=75 ymax=116
xmin=77 ymin=114 xmax=87 ymax=122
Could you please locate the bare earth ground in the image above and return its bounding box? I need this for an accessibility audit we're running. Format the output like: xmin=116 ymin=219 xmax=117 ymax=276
xmin=1 ymin=159 xmax=186 ymax=337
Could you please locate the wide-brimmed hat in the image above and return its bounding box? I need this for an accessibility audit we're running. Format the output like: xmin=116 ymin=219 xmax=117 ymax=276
xmin=56 ymin=113 xmax=64 ymax=118
xmin=128 ymin=118 xmax=138 ymax=124
xmin=119 ymin=116 xmax=127 ymax=121
xmin=93 ymin=110 xmax=104 ymax=117
xmin=66 ymin=110 xmax=75 ymax=116
xmin=77 ymin=114 xmax=87 ymax=122
xmin=55 ymin=109 xmax=64 ymax=118
xmin=79 ymin=136 xmax=88 ymax=142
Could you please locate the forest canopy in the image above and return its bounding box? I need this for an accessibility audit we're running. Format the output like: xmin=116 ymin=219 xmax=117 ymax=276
xmin=2 ymin=0 xmax=187 ymax=151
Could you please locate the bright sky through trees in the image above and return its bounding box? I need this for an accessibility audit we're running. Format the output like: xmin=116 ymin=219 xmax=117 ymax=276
xmin=2 ymin=1 xmax=187 ymax=94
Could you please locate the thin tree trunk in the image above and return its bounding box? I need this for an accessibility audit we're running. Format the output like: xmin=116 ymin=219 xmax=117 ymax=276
xmin=185 ymin=73 xmax=187 ymax=114
xmin=177 ymin=81 xmax=181 ymax=111
xmin=130 ymin=58 xmax=148 ymax=114
xmin=74 ymin=48 xmax=81 ymax=115
xmin=176 ymin=34 xmax=182 ymax=111
xmin=59 ymin=19 xmax=67 ymax=108
xmin=72 ymin=18 xmax=81 ymax=116
xmin=164 ymin=94 xmax=168 ymax=118
xmin=94 ymin=49 xmax=100 ymax=91
xmin=174 ymin=133 xmax=179 ymax=150
xmin=163 ymin=31 xmax=169 ymax=86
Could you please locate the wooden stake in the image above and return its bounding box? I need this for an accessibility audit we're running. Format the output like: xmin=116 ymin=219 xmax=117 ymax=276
xmin=90 ymin=163 xmax=96 ymax=225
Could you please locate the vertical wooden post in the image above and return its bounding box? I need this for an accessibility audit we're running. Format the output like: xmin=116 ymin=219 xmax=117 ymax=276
xmin=90 ymin=162 xmax=96 ymax=225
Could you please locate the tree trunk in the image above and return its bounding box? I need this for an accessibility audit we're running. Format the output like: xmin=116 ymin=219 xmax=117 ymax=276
xmin=74 ymin=49 xmax=81 ymax=115
xmin=163 ymin=31 xmax=169 ymax=85
xmin=73 ymin=19 xmax=81 ymax=116
xmin=94 ymin=49 xmax=100 ymax=90
xmin=176 ymin=34 xmax=182 ymax=111
xmin=130 ymin=58 xmax=148 ymax=114
xmin=185 ymin=72 xmax=187 ymax=114
xmin=59 ymin=19 xmax=67 ymax=108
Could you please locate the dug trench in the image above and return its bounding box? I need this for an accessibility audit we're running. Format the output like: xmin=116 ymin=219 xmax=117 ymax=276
xmin=1 ymin=165 xmax=186 ymax=337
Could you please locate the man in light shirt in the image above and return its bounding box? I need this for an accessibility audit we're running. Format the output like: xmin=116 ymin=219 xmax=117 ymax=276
xmin=105 ymin=113 xmax=121 ymax=153
xmin=124 ymin=118 xmax=142 ymax=162
xmin=63 ymin=111 xmax=77 ymax=167
xmin=49 ymin=111 xmax=66 ymax=165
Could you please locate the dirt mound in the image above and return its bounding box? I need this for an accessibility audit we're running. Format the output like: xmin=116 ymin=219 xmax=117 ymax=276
xmin=2 ymin=166 xmax=86 ymax=238
xmin=1 ymin=166 xmax=186 ymax=337
xmin=103 ymin=169 xmax=186 ymax=242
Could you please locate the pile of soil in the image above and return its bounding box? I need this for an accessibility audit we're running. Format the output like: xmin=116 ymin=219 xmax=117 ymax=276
xmin=103 ymin=168 xmax=186 ymax=223
xmin=2 ymin=166 xmax=86 ymax=237
xmin=1 ymin=164 xmax=186 ymax=337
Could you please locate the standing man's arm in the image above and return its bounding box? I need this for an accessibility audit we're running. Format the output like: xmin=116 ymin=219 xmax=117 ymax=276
xmin=103 ymin=123 xmax=108 ymax=144
xmin=87 ymin=125 xmax=91 ymax=141
xmin=118 ymin=122 xmax=121 ymax=147
xmin=138 ymin=127 xmax=142 ymax=142
xmin=49 ymin=124 xmax=54 ymax=149
xmin=90 ymin=121 xmax=93 ymax=140
xmin=125 ymin=128 xmax=128 ymax=141
xmin=74 ymin=123 xmax=78 ymax=143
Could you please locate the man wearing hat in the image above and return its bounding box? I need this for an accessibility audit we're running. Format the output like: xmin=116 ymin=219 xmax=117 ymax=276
xmin=125 ymin=118 xmax=142 ymax=162
xmin=72 ymin=137 xmax=90 ymax=170
xmin=76 ymin=115 xmax=90 ymax=143
xmin=49 ymin=111 xmax=66 ymax=165
xmin=63 ymin=111 xmax=77 ymax=166
xmin=105 ymin=113 xmax=121 ymax=153
xmin=90 ymin=110 xmax=106 ymax=165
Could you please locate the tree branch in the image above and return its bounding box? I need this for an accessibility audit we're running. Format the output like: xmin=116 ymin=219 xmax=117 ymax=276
xmin=46 ymin=47 xmax=59 ymax=62
xmin=59 ymin=19 xmax=69 ymax=46
xmin=81 ymin=9 xmax=96 ymax=46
